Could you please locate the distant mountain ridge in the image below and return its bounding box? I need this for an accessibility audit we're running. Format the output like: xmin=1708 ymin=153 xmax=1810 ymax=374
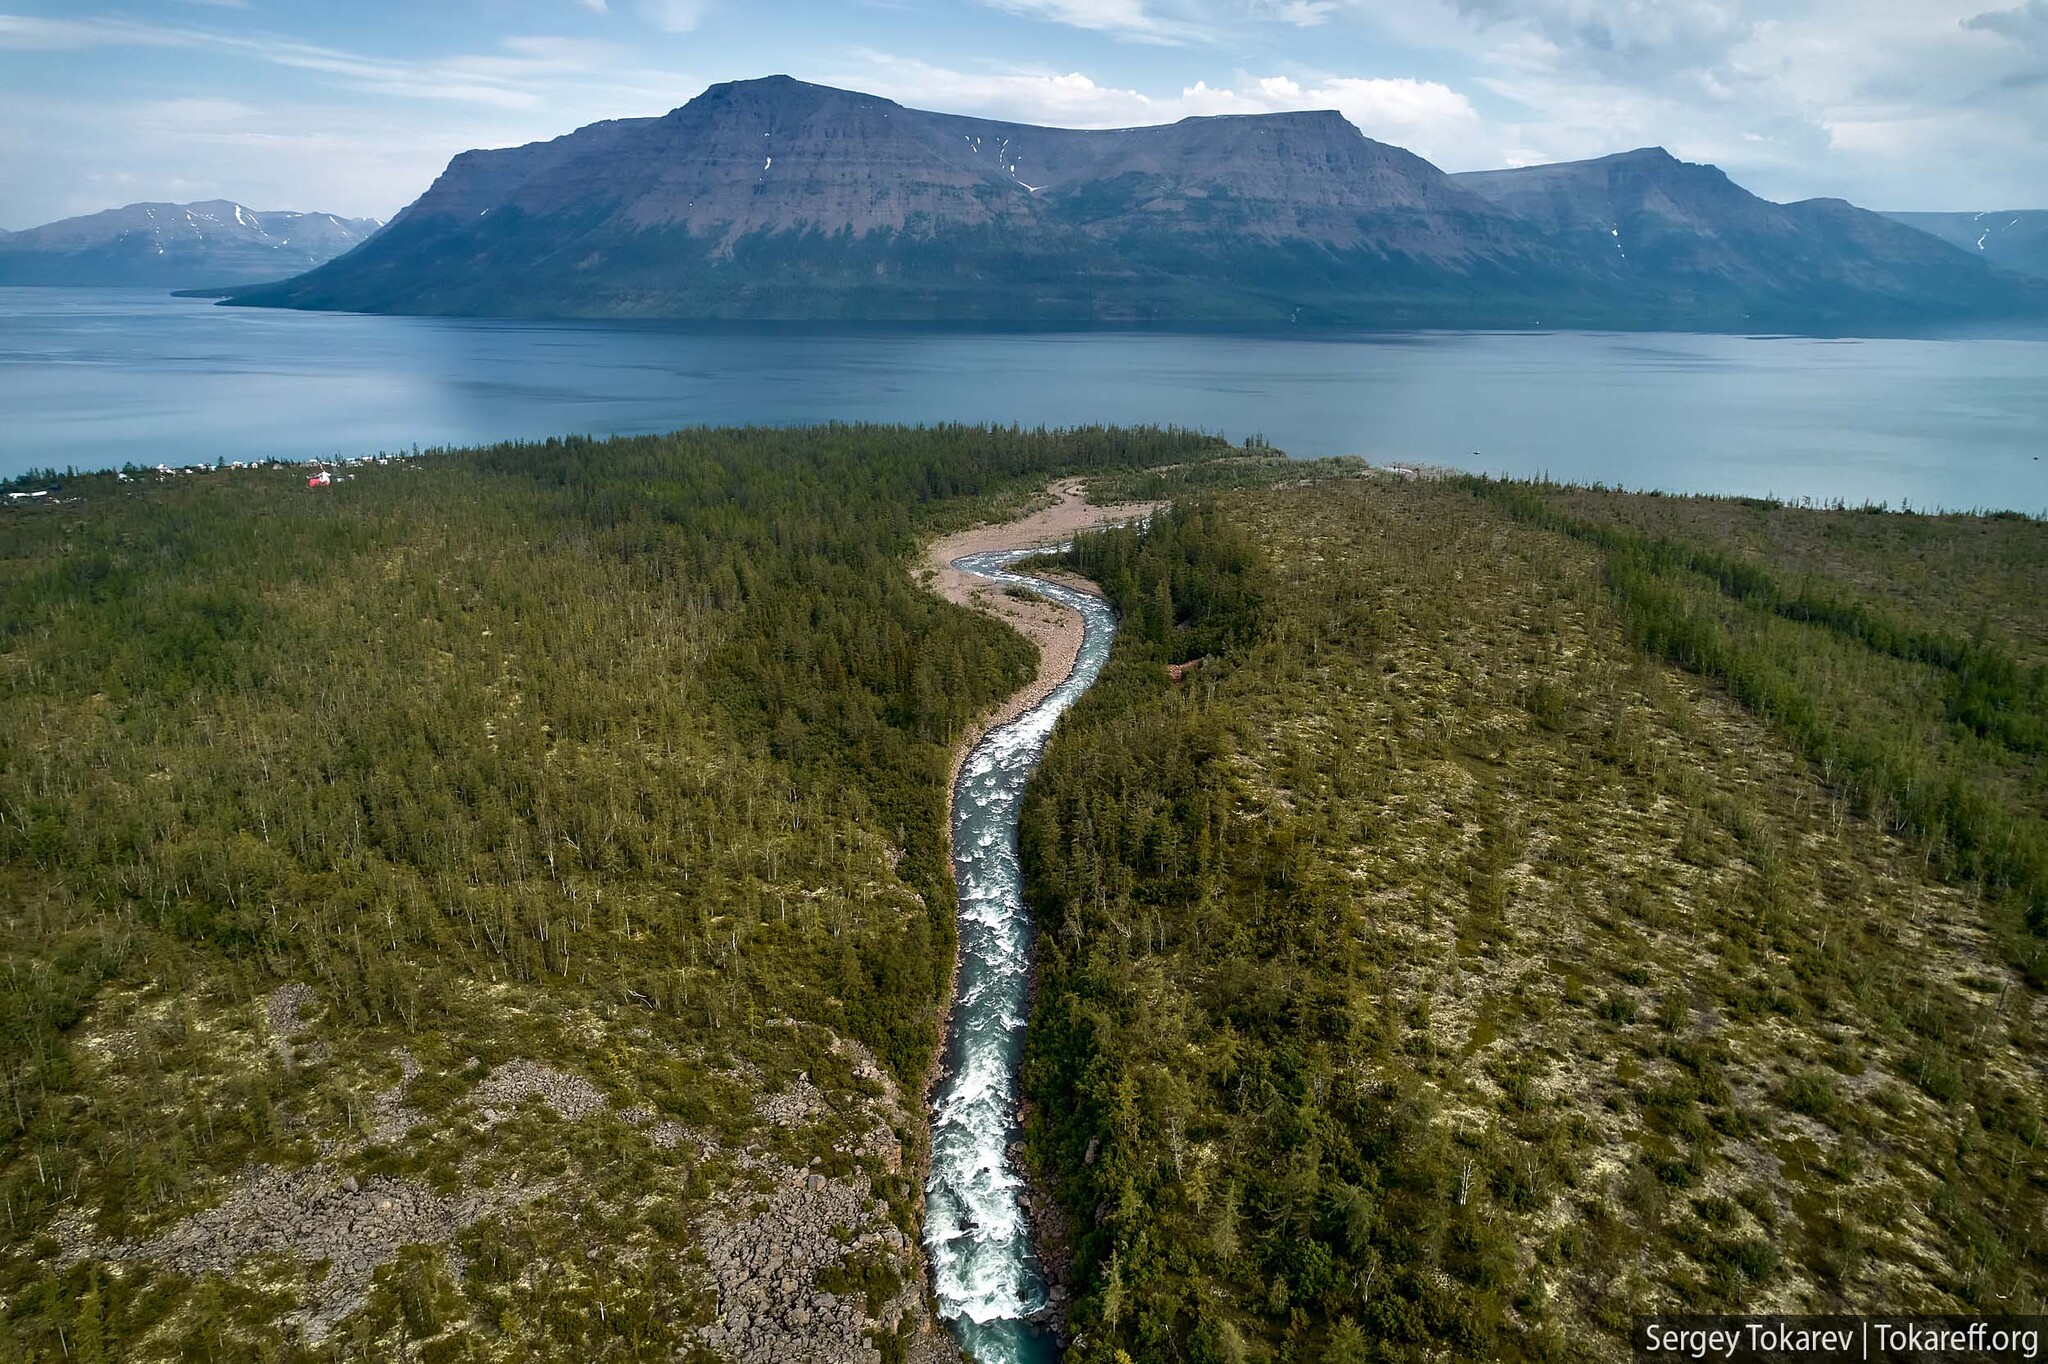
xmin=1450 ymin=149 xmax=2025 ymax=323
xmin=1881 ymin=211 xmax=2048 ymax=281
xmin=0 ymin=201 xmax=381 ymax=288
xmin=227 ymin=76 xmax=2047 ymax=328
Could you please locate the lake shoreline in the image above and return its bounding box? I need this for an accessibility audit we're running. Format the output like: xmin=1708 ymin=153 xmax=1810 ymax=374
xmin=7 ymin=290 xmax=2044 ymax=511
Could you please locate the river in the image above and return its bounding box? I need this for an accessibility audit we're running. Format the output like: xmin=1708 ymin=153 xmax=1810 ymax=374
xmin=925 ymin=548 xmax=1119 ymax=1364
xmin=3 ymin=289 xmax=2046 ymax=512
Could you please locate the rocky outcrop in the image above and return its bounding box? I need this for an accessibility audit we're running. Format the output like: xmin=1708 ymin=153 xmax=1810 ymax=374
xmin=680 ymin=1035 xmax=956 ymax=1361
xmin=264 ymin=982 xmax=323 ymax=1069
xmin=472 ymin=1057 xmax=609 ymax=1122
xmin=63 ymin=985 xmax=959 ymax=1359
xmin=60 ymin=1164 xmax=547 ymax=1344
xmin=755 ymin=1072 xmax=829 ymax=1129
xmin=689 ymin=1149 xmax=927 ymax=1364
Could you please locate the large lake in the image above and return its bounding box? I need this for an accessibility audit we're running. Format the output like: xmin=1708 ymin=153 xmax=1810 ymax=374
xmin=4 ymin=288 xmax=2044 ymax=512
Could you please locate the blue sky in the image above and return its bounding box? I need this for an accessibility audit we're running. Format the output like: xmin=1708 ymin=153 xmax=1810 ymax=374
xmin=3 ymin=0 xmax=2045 ymax=228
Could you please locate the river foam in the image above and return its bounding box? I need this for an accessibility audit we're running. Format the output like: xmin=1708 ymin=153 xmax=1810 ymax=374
xmin=926 ymin=548 xmax=1118 ymax=1364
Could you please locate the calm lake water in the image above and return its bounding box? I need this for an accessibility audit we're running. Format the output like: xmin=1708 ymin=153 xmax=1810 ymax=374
xmin=3 ymin=288 xmax=2045 ymax=511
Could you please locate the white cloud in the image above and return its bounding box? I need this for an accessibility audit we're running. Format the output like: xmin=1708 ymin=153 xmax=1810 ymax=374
xmin=579 ymin=0 xmax=610 ymax=12
xmin=0 ymin=15 xmax=690 ymax=112
xmin=978 ymin=0 xmax=1345 ymax=42
xmin=1177 ymin=74 xmax=1484 ymax=163
xmin=0 ymin=19 xmax=702 ymax=225
xmin=1450 ymin=0 xmax=1755 ymax=75
xmin=0 ymin=15 xmax=112 ymax=49
xmin=1964 ymin=0 xmax=2048 ymax=45
xmin=640 ymin=0 xmax=708 ymax=33
xmin=136 ymin=96 xmax=264 ymax=125
xmin=1368 ymin=0 xmax=2048 ymax=203
xmin=0 ymin=88 xmax=491 ymax=224
xmin=837 ymin=53 xmax=1490 ymax=164
xmin=842 ymin=52 xmax=1163 ymax=123
xmin=1256 ymin=0 xmax=1342 ymax=23
xmin=980 ymin=0 xmax=1210 ymax=44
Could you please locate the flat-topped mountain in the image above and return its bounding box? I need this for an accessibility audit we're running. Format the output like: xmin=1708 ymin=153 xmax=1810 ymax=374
xmin=228 ymin=76 xmax=2045 ymax=327
xmin=0 ymin=200 xmax=381 ymax=288
xmin=1882 ymin=210 xmax=2048 ymax=280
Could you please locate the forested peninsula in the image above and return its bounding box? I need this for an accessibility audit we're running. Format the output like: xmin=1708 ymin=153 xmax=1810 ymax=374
xmin=1 ymin=432 xmax=2044 ymax=1362
xmin=0 ymin=427 xmax=1225 ymax=1361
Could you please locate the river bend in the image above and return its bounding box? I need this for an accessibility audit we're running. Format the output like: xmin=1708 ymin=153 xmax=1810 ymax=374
xmin=924 ymin=548 xmax=1117 ymax=1364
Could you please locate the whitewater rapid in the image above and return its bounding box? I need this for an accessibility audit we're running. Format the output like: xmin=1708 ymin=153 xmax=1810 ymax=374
xmin=925 ymin=547 xmax=1118 ymax=1364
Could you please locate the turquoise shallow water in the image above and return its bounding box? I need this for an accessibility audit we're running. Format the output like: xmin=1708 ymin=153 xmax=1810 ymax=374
xmin=925 ymin=548 xmax=1117 ymax=1364
xmin=4 ymin=289 xmax=2045 ymax=511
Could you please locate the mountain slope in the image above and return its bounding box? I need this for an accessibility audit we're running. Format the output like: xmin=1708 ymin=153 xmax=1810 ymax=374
xmin=1452 ymin=148 xmax=2035 ymax=325
xmin=226 ymin=77 xmax=1613 ymax=325
xmin=0 ymin=201 xmax=381 ymax=288
xmin=228 ymin=78 xmax=2044 ymax=327
xmin=1882 ymin=210 xmax=2048 ymax=280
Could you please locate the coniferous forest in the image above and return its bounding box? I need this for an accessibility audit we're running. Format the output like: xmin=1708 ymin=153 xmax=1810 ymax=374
xmin=0 ymin=425 xmax=1225 ymax=1361
xmin=2 ymin=431 xmax=2045 ymax=1363
xmin=1021 ymin=477 xmax=2047 ymax=1362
